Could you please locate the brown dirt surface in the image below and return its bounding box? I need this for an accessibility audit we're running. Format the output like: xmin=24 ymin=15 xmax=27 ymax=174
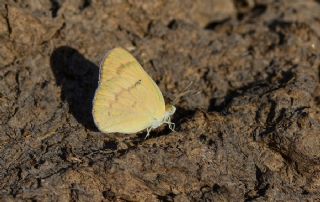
xmin=1 ymin=0 xmax=320 ymax=201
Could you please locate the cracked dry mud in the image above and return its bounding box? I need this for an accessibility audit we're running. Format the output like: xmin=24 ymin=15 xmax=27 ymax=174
xmin=1 ymin=0 xmax=320 ymax=201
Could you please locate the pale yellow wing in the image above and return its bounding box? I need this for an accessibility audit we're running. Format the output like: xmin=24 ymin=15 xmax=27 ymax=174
xmin=92 ymin=47 xmax=166 ymax=134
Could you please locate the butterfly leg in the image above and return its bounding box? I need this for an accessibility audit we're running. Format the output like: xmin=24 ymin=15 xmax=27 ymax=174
xmin=169 ymin=122 xmax=175 ymax=131
xmin=145 ymin=127 xmax=152 ymax=139
xmin=164 ymin=116 xmax=175 ymax=132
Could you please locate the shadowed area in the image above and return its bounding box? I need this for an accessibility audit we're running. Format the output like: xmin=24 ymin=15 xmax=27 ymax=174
xmin=50 ymin=46 xmax=99 ymax=131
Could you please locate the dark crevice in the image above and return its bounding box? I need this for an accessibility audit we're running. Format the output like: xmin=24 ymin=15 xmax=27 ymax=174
xmin=70 ymin=183 xmax=79 ymax=202
xmin=255 ymin=166 xmax=269 ymax=197
xmin=5 ymin=4 xmax=12 ymax=35
xmin=265 ymin=100 xmax=277 ymax=125
xmin=167 ymin=19 xmax=192 ymax=30
xmin=58 ymin=147 xmax=69 ymax=161
xmin=103 ymin=141 xmax=118 ymax=150
xmin=251 ymin=4 xmax=267 ymax=18
xmin=204 ymin=18 xmax=230 ymax=30
xmin=102 ymin=189 xmax=115 ymax=200
xmin=234 ymin=1 xmax=267 ymax=20
xmin=234 ymin=0 xmax=253 ymax=11
xmin=279 ymin=68 xmax=295 ymax=85
xmin=211 ymin=184 xmax=221 ymax=192
xmin=237 ymin=12 xmax=245 ymax=21
xmin=167 ymin=19 xmax=179 ymax=30
xmin=268 ymin=20 xmax=294 ymax=46
xmin=41 ymin=165 xmax=72 ymax=180
xmin=208 ymin=90 xmax=239 ymax=112
xmin=199 ymin=134 xmax=207 ymax=143
xmin=245 ymin=166 xmax=269 ymax=201
xmin=50 ymin=0 xmax=61 ymax=18
xmin=277 ymin=32 xmax=286 ymax=46
xmin=269 ymin=19 xmax=293 ymax=31
xmin=259 ymin=100 xmax=282 ymax=139
xmin=199 ymin=184 xmax=228 ymax=200
xmin=157 ymin=192 xmax=176 ymax=202
xmin=79 ymin=0 xmax=91 ymax=10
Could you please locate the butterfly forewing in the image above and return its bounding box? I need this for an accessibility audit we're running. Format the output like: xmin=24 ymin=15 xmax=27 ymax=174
xmin=93 ymin=48 xmax=166 ymax=133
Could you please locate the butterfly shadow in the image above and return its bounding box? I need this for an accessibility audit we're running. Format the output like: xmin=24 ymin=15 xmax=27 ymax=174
xmin=50 ymin=46 xmax=99 ymax=131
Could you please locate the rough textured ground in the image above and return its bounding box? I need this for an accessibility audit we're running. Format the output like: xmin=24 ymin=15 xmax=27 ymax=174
xmin=1 ymin=0 xmax=320 ymax=201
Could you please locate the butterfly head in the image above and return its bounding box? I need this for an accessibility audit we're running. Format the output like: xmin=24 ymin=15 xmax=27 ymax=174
xmin=165 ymin=104 xmax=176 ymax=116
xmin=150 ymin=105 xmax=175 ymax=129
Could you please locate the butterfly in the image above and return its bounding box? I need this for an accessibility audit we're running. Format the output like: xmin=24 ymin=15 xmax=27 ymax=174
xmin=92 ymin=47 xmax=175 ymax=138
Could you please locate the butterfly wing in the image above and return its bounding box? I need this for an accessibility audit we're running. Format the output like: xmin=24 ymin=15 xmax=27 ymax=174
xmin=92 ymin=47 xmax=166 ymax=134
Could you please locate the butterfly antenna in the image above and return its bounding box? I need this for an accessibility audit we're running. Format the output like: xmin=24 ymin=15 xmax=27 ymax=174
xmin=172 ymin=81 xmax=200 ymax=105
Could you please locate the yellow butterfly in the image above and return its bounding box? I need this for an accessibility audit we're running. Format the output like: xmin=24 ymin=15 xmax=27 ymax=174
xmin=92 ymin=47 xmax=175 ymax=138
